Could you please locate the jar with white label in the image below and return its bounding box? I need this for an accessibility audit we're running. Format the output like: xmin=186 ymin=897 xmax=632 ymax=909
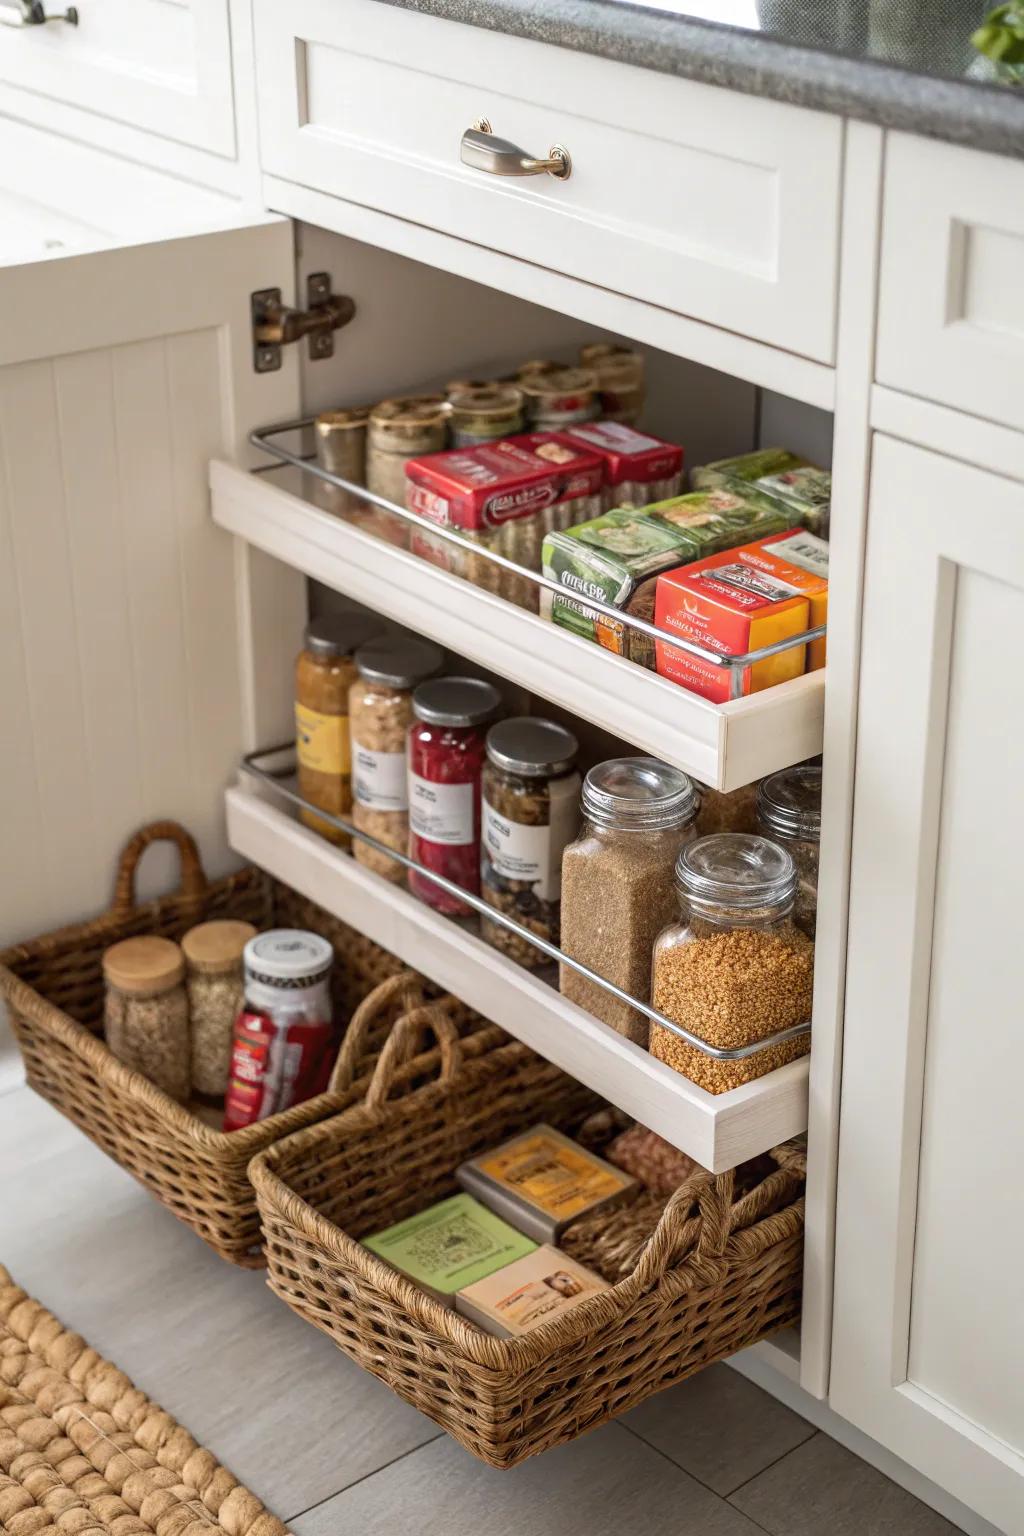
xmin=296 ymin=612 xmax=384 ymax=849
xmin=480 ymin=718 xmax=581 ymax=967
xmin=349 ymin=634 xmax=443 ymax=885
xmin=408 ymin=678 xmax=502 ymax=917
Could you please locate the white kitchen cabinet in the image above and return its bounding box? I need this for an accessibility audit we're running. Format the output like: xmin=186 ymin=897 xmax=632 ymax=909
xmin=830 ymin=435 xmax=1024 ymax=1534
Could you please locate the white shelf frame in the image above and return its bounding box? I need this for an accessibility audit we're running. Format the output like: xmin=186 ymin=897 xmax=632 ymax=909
xmin=227 ymin=782 xmax=810 ymax=1173
xmin=211 ymin=459 xmax=825 ymax=791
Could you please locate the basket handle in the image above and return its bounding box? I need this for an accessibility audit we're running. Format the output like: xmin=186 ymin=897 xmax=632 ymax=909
xmin=327 ymin=970 xmax=427 ymax=1095
xmin=111 ymin=821 xmax=208 ymax=917
xmin=630 ymin=1168 xmax=735 ymax=1290
xmin=363 ymin=1003 xmax=463 ymax=1110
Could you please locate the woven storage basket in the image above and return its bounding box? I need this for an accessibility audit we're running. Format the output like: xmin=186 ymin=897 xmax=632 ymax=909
xmin=0 ymin=820 xmax=472 ymax=1267
xmin=250 ymin=1004 xmax=806 ymax=1469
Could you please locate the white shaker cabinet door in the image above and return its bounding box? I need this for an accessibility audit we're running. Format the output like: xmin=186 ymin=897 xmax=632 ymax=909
xmin=0 ymin=217 xmax=302 ymax=947
xmin=830 ymin=435 xmax=1024 ymax=1533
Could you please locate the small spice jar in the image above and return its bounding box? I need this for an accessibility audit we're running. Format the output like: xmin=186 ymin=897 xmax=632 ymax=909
xmin=756 ymin=764 xmax=822 ymax=937
xmin=103 ymin=936 xmax=190 ymax=1103
xmin=579 ymin=343 xmax=646 ymax=425
xmin=350 ymin=633 xmax=443 ymax=885
xmin=295 ymin=612 xmax=384 ymax=848
xmin=366 ymin=396 xmax=448 ymax=509
xmin=408 ymin=677 xmax=502 ymax=917
xmin=182 ymin=919 xmax=256 ymax=1101
xmin=560 ymin=758 xmax=699 ymax=1042
xmin=313 ymin=405 xmax=370 ymax=517
xmin=519 ymin=366 xmax=600 ymax=431
xmin=480 ymin=717 xmax=581 ymax=966
xmin=447 ymin=383 xmax=524 ymax=447
xmin=650 ymin=834 xmax=813 ymax=1093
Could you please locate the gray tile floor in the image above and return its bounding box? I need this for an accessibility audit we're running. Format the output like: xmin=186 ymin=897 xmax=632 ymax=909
xmin=2 ymin=1084 xmax=963 ymax=1536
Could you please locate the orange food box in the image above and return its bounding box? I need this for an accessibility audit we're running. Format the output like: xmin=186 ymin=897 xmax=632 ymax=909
xmin=728 ymin=527 xmax=829 ymax=671
xmin=654 ymin=533 xmax=814 ymax=703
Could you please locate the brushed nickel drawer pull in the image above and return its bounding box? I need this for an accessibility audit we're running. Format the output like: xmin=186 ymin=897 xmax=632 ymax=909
xmin=460 ymin=125 xmax=571 ymax=181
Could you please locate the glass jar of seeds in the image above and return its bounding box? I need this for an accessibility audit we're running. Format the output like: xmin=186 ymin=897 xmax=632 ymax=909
xmin=559 ymin=757 xmax=699 ymax=1043
xmin=756 ymin=764 xmax=822 ymax=938
xmin=447 ymin=383 xmax=524 ymax=447
xmin=518 ymin=366 xmax=600 ymax=431
xmin=650 ymin=834 xmax=813 ymax=1094
xmin=349 ymin=633 xmax=443 ymax=885
xmin=366 ymin=396 xmax=449 ymax=511
xmin=480 ymin=718 xmax=581 ymax=967
xmin=579 ymin=343 xmax=646 ymax=424
xmin=182 ymin=919 xmax=257 ymax=1101
xmin=103 ymin=936 xmax=190 ymax=1103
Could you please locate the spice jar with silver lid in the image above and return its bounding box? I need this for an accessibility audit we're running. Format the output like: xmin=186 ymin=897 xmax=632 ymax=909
xmin=366 ymin=395 xmax=449 ymax=513
xmin=481 ymin=718 xmax=582 ymax=966
xmin=103 ymin=935 xmax=190 ymax=1102
xmin=519 ymin=366 xmax=600 ymax=431
xmin=559 ymin=757 xmax=699 ymax=1042
xmin=650 ymin=834 xmax=813 ymax=1093
xmin=579 ymin=343 xmax=646 ymax=425
xmin=350 ymin=633 xmax=443 ymax=885
xmin=313 ymin=406 xmax=370 ymax=517
xmin=447 ymin=383 xmax=524 ymax=448
xmin=756 ymin=764 xmax=822 ymax=937
xmin=295 ymin=611 xmax=384 ymax=849
xmin=182 ymin=919 xmax=257 ymax=1101
xmin=223 ymin=930 xmax=335 ymax=1130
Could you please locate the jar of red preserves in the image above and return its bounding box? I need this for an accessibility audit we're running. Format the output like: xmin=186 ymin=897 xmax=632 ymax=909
xmin=408 ymin=677 xmax=502 ymax=916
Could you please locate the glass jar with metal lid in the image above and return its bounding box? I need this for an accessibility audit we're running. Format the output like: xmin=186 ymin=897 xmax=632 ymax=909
xmin=295 ymin=611 xmax=383 ymax=849
xmin=756 ymin=763 xmax=822 ymax=937
xmin=313 ymin=405 xmax=370 ymax=518
xmin=650 ymin=833 xmax=813 ymax=1093
xmin=350 ymin=634 xmax=443 ymax=886
xmin=447 ymin=383 xmax=525 ymax=448
xmin=366 ymin=395 xmax=449 ymax=514
xmin=559 ymin=757 xmax=699 ymax=1042
xmin=579 ymin=343 xmax=646 ymax=425
xmin=480 ymin=717 xmax=582 ymax=967
xmin=408 ymin=678 xmax=502 ymax=916
xmin=518 ymin=366 xmax=600 ymax=431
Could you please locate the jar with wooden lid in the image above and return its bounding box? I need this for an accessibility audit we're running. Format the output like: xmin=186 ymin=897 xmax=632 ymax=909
xmin=650 ymin=833 xmax=813 ymax=1092
xmin=447 ymin=383 xmax=524 ymax=448
xmin=313 ymin=406 xmax=370 ymax=517
xmin=103 ymin=936 xmax=190 ymax=1102
xmin=366 ymin=396 xmax=448 ymax=511
xmin=350 ymin=633 xmax=443 ymax=885
xmin=579 ymin=343 xmax=646 ymax=425
xmin=480 ymin=718 xmax=581 ymax=967
xmin=756 ymin=764 xmax=822 ymax=937
xmin=296 ymin=612 xmax=383 ymax=848
xmin=519 ymin=366 xmax=600 ymax=431
xmin=182 ymin=919 xmax=257 ymax=1100
xmin=559 ymin=758 xmax=699 ymax=1042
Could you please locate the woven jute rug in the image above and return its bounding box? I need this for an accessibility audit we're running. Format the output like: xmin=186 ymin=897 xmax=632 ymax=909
xmin=0 ymin=1266 xmax=289 ymax=1536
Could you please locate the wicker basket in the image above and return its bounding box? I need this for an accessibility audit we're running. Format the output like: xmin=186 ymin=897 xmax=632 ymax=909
xmin=250 ymin=1003 xmax=806 ymax=1469
xmin=0 ymin=820 xmax=456 ymax=1266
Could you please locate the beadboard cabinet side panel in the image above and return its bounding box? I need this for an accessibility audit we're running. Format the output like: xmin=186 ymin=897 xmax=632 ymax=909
xmin=0 ymin=220 xmax=301 ymax=948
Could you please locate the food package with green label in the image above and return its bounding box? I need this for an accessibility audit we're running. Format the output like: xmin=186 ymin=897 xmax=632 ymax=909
xmin=363 ymin=1192 xmax=537 ymax=1306
xmin=690 ymin=448 xmax=831 ymax=537
xmin=541 ymin=490 xmax=791 ymax=669
xmin=689 ymin=447 xmax=809 ymax=491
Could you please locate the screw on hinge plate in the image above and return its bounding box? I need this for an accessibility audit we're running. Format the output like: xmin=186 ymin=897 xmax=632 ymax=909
xmin=251 ymin=273 xmax=356 ymax=374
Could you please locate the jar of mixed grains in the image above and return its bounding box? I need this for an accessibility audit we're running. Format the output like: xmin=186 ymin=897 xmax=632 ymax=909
xmin=103 ymin=935 xmax=190 ymax=1103
xmin=350 ymin=633 xmax=443 ymax=884
xmin=182 ymin=919 xmax=257 ymax=1101
xmin=366 ymin=396 xmax=448 ymax=510
xmin=295 ymin=612 xmax=383 ymax=848
xmin=559 ymin=757 xmax=699 ymax=1042
xmin=650 ymin=834 xmax=813 ymax=1093
xmin=756 ymin=764 xmax=822 ymax=938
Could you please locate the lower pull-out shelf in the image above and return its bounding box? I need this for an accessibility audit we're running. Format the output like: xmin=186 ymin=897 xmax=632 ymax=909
xmin=226 ymin=782 xmax=810 ymax=1172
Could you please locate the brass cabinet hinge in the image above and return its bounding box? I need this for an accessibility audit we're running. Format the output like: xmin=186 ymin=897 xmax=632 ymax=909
xmin=251 ymin=273 xmax=356 ymax=374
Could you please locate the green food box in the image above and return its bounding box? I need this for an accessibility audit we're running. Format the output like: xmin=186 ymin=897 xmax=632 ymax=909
xmin=640 ymin=487 xmax=793 ymax=553
xmin=743 ymin=465 xmax=831 ymax=537
xmin=363 ymin=1193 xmax=537 ymax=1306
xmin=689 ymin=447 xmax=809 ymax=491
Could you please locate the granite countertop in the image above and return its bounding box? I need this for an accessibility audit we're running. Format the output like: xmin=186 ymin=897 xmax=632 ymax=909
xmin=375 ymin=0 xmax=1024 ymax=158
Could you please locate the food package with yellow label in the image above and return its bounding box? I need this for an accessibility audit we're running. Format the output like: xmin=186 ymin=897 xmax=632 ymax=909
xmin=457 ymin=1124 xmax=638 ymax=1244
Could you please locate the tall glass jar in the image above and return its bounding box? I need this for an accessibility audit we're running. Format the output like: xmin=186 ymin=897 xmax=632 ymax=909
xmin=650 ymin=834 xmax=813 ymax=1093
xmin=408 ymin=678 xmax=501 ymax=916
xmin=480 ymin=718 xmax=581 ymax=967
xmin=366 ymin=396 xmax=448 ymax=509
xmin=559 ymin=758 xmax=699 ymax=1042
xmin=349 ymin=634 xmax=443 ymax=885
xmin=295 ymin=612 xmax=383 ymax=848
xmin=579 ymin=343 xmax=646 ymax=424
xmin=447 ymin=383 xmax=524 ymax=447
xmin=756 ymin=764 xmax=822 ymax=938
xmin=103 ymin=936 xmax=190 ymax=1103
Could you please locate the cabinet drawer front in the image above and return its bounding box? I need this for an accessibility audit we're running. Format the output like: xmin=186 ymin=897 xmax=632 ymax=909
xmin=0 ymin=0 xmax=235 ymax=158
xmin=877 ymin=135 xmax=1024 ymax=433
xmin=254 ymin=0 xmax=841 ymax=362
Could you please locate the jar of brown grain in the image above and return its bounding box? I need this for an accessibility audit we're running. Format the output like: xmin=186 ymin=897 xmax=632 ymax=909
xmin=756 ymin=764 xmax=822 ymax=938
xmin=349 ymin=633 xmax=443 ymax=884
xmin=182 ymin=919 xmax=257 ymax=1101
xmin=650 ymin=834 xmax=813 ymax=1094
xmin=103 ymin=936 xmax=190 ymax=1102
xmin=295 ymin=612 xmax=384 ymax=848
